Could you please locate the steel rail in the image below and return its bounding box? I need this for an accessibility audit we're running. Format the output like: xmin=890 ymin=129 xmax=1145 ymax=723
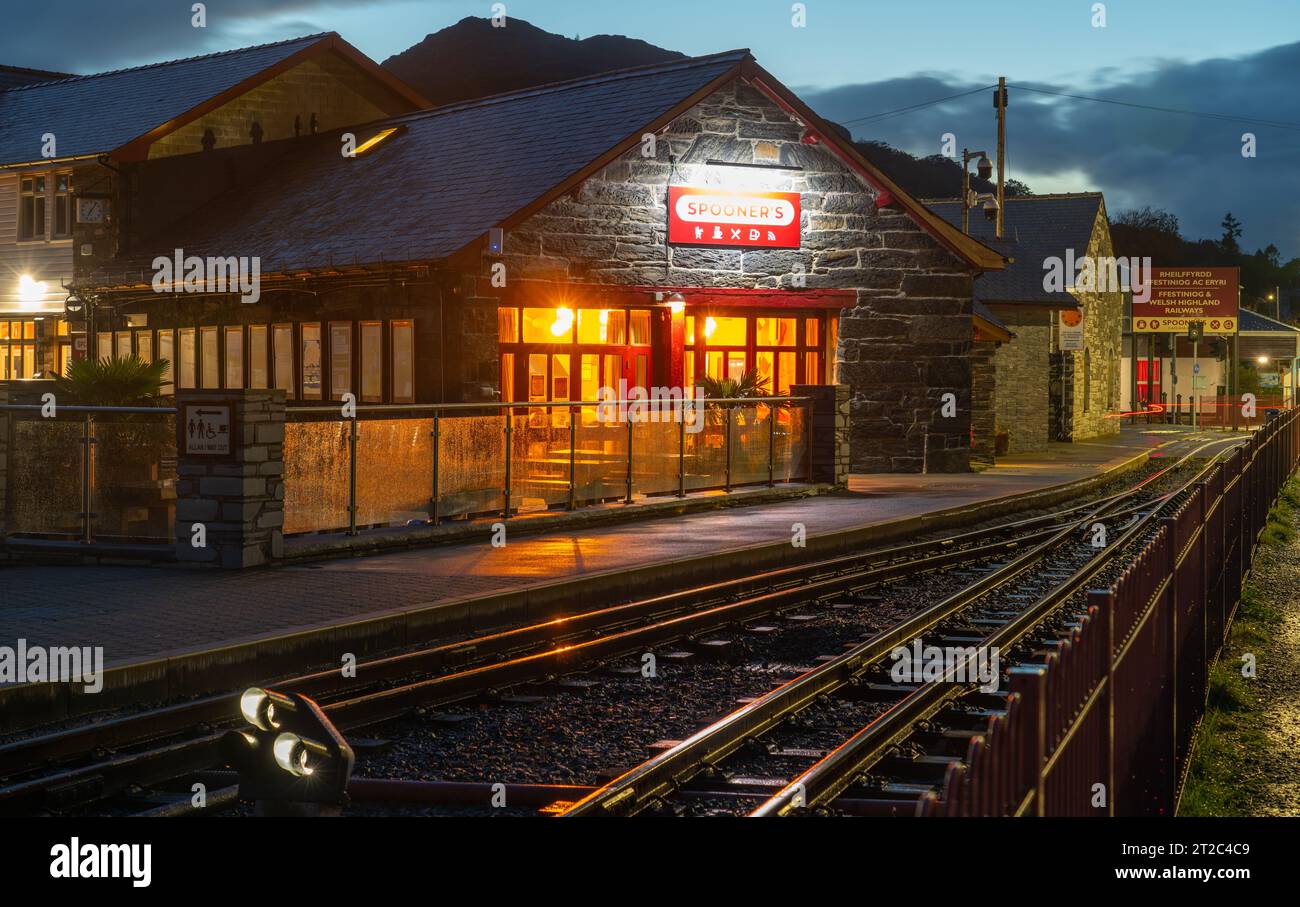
xmin=748 ymin=446 xmax=1235 ymax=816
xmin=560 ymin=497 xmax=1129 ymax=816
xmin=561 ymin=440 xmax=1232 ymax=817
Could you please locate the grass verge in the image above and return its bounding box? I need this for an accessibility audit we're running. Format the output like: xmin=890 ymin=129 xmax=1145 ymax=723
xmin=1178 ymin=476 xmax=1297 ymax=816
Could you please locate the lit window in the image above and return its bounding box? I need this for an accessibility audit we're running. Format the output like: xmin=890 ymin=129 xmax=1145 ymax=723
xmin=273 ymin=323 xmax=295 ymax=397
xmin=329 ymin=322 xmax=352 ymax=400
xmin=157 ymin=330 xmax=175 ymax=394
xmin=360 ymin=321 xmax=382 ymax=402
xmin=249 ymin=325 xmax=268 ymax=389
xmin=224 ymin=326 xmax=244 ymax=389
xmin=200 ymin=326 xmax=219 ymax=388
xmin=178 ymin=328 xmax=196 ymax=388
xmin=301 ymin=323 xmax=322 ymax=399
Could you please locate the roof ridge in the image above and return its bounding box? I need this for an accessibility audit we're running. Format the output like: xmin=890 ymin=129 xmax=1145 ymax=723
xmin=0 ymin=33 xmax=332 ymax=92
xmin=923 ymin=192 xmax=1102 ymax=204
xmin=387 ymin=48 xmax=750 ymax=124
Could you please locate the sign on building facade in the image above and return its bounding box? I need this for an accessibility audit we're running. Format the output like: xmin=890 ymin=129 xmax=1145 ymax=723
xmin=1132 ymin=267 xmax=1239 ymax=334
xmin=667 ymin=187 xmax=801 ymax=249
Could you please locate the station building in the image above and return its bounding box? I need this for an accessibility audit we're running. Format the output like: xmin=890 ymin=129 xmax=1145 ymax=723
xmin=0 ymin=34 xmax=427 ymax=380
xmin=928 ymin=193 xmax=1124 ymax=454
xmin=15 ymin=41 xmax=1011 ymax=472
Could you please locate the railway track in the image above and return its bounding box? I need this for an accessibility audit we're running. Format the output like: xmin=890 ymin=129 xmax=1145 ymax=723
xmin=561 ymin=440 xmax=1239 ymax=817
xmin=0 ymin=450 xmax=1206 ymax=816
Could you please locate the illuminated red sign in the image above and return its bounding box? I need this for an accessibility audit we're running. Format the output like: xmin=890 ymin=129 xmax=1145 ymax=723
xmin=668 ymin=187 xmax=801 ymax=249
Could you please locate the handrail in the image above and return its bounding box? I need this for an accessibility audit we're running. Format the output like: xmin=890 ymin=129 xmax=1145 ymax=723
xmin=0 ymin=404 xmax=177 ymax=414
xmin=285 ymin=395 xmax=811 ymax=416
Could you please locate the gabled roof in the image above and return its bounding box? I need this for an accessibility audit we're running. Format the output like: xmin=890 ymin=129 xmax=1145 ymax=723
xmin=88 ymin=49 xmax=1007 ymax=286
xmin=0 ymin=33 xmax=428 ymax=167
xmin=1239 ymin=308 xmax=1300 ymax=333
xmin=0 ymin=64 xmax=72 ymax=90
xmin=925 ymin=193 xmax=1106 ymax=305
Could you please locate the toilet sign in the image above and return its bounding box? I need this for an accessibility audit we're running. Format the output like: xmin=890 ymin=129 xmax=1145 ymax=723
xmin=182 ymin=402 xmax=233 ymax=456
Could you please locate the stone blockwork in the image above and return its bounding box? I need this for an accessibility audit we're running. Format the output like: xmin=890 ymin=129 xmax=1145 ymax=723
xmin=989 ymin=308 xmax=1051 ymax=454
xmin=174 ymin=389 xmax=285 ymax=568
xmin=480 ymin=78 xmax=978 ymax=472
xmin=1065 ymin=206 xmax=1124 ymax=440
xmin=969 ymin=339 xmax=997 ymax=468
xmin=794 ymin=383 xmax=850 ymax=487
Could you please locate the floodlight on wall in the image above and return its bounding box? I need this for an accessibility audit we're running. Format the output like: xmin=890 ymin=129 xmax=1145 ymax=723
xmin=18 ymin=274 xmax=47 ymax=307
xmin=666 ymin=292 xmax=686 ymax=314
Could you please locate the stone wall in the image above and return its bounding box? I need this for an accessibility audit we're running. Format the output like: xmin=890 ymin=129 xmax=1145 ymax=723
xmin=794 ymin=383 xmax=850 ymax=486
xmin=970 ymin=339 xmax=997 ymax=468
xmin=1065 ymin=206 xmax=1124 ymax=439
xmin=477 ymin=77 xmax=977 ymax=472
xmin=991 ymin=308 xmax=1051 ymax=454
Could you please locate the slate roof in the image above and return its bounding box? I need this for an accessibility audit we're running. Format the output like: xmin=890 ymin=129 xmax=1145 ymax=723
xmin=91 ymin=50 xmax=751 ymax=280
xmin=0 ymin=35 xmax=330 ymax=165
xmin=973 ymin=300 xmax=1008 ymax=332
xmin=0 ymin=64 xmax=71 ymax=91
xmin=925 ymin=194 xmax=1105 ymax=306
xmin=1239 ymin=308 xmax=1300 ymax=333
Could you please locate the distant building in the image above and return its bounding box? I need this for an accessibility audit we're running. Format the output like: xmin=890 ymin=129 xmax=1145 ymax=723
xmin=927 ymin=193 xmax=1124 ymax=453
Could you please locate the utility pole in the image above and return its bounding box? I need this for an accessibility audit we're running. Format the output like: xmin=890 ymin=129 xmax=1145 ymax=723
xmin=995 ymin=76 xmax=1007 ymax=240
xmin=961 ymin=147 xmax=969 ymax=236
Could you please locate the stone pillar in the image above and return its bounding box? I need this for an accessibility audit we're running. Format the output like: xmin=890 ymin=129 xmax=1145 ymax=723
xmin=793 ymin=384 xmax=850 ymax=487
xmin=174 ymin=389 xmax=285 ymax=568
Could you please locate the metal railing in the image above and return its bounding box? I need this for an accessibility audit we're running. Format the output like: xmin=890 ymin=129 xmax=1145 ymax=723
xmin=923 ymin=408 xmax=1299 ymax=816
xmin=1 ymin=403 xmax=178 ymax=545
xmin=282 ymin=396 xmax=813 ymax=536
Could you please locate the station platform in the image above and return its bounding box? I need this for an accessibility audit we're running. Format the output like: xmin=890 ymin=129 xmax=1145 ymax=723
xmin=0 ymin=423 xmax=1241 ymax=722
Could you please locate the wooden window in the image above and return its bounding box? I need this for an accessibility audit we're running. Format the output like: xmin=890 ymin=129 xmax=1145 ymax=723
xmin=272 ymin=323 xmax=295 ymax=397
xmin=329 ymin=321 xmax=352 ymax=400
xmin=157 ymin=330 xmax=175 ymax=395
xmin=178 ymin=328 xmax=196 ymax=388
xmin=391 ymin=320 xmax=414 ymax=403
xmin=301 ymin=322 xmax=322 ymax=399
xmin=360 ymin=321 xmax=383 ymax=402
xmin=18 ymin=175 xmax=44 ymax=240
xmin=249 ymin=325 xmax=269 ymax=389
xmin=96 ymin=331 xmax=112 ymax=363
xmin=114 ymin=331 xmax=132 ymax=360
xmin=135 ymin=330 xmax=153 ymax=363
xmin=53 ymin=173 xmax=72 ymax=238
xmin=224 ymin=325 xmax=244 ymax=389
xmin=200 ymin=326 xmax=219 ymax=388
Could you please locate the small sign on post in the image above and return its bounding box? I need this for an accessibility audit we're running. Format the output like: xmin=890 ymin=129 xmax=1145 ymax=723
xmin=181 ymin=402 xmax=234 ymax=457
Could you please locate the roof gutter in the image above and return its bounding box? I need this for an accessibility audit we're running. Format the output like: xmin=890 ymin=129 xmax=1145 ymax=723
xmin=0 ymin=153 xmax=103 ymax=171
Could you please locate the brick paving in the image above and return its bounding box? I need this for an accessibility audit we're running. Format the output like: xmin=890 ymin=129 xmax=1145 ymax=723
xmin=0 ymin=425 xmax=1217 ymax=670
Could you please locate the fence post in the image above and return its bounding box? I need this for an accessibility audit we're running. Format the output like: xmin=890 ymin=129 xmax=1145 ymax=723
xmin=81 ymin=411 xmax=94 ymax=544
xmin=625 ymin=410 xmax=634 ymax=505
xmin=431 ymin=411 xmax=441 ymax=526
xmin=347 ymin=414 xmax=358 ymax=536
xmin=568 ymin=405 xmax=577 ymax=511
xmin=1088 ymin=588 xmax=1116 ymax=818
xmin=678 ymin=401 xmax=687 ymax=499
xmin=502 ymin=409 xmax=513 ymax=518
xmin=723 ymin=403 xmax=732 ymax=493
xmin=767 ymin=403 xmax=776 ymax=487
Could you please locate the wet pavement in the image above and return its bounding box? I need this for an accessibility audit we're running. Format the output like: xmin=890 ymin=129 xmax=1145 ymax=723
xmin=0 ymin=424 xmax=1239 ymax=672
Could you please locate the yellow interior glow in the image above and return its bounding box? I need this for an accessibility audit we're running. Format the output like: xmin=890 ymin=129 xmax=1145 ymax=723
xmin=353 ymin=127 xmax=399 ymax=156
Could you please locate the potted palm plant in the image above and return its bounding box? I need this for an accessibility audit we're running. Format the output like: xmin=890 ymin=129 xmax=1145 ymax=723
xmin=54 ymin=356 xmax=174 ymax=540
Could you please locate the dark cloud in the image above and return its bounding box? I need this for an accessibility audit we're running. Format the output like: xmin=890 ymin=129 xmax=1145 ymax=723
xmin=803 ymin=42 xmax=1300 ymax=257
xmin=0 ymin=1 xmax=378 ymax=71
